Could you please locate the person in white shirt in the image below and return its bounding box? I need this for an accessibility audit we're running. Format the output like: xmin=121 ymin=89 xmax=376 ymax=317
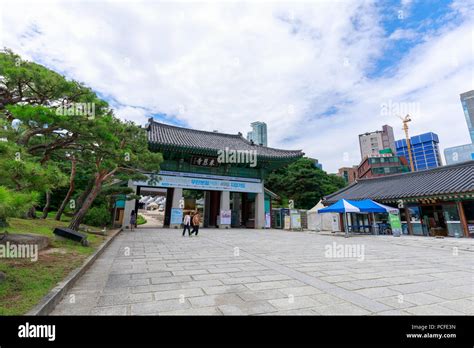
xmin=182 ymin=212 xmax=191 ymax=237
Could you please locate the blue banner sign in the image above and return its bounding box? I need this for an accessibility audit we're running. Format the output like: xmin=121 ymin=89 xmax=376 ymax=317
xmin=133 ymin=173 xmax=263 ymax=193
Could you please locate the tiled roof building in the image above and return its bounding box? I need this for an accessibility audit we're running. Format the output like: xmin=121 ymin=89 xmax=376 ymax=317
xmin=325 ymin=161 xmax=474 ymax=204
xmin=147 ymin=120 xmax=303 ymax=160
xmin=325 ymin=161 xmax=474 ymax=238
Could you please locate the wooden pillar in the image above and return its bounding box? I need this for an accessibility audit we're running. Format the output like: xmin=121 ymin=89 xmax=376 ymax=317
xmin=208 ymin=191 xmax=220 ymax=227
xmin=404 ymin=206 xmax=413 ymax=235
xmin=203 ymin=191 xmax=211 ymax=227
xmin=457 ymin=201 xmax=469 ymax=238
xmin=242 ymin=193 xmax=248 ymax=227
xmin=269 ymin=199 xmax=273 ymax=228
xmin=163 ymin=188 xmax=174 ymax=227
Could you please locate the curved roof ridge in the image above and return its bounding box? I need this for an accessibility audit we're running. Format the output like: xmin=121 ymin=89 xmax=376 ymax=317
xmin=324 ymin=160 xmax=474 ymax=203
xmin=356 ymin=159 xmax=474 ymax=183
xmin=149 ymin=120 xmax=243 ymax=139
xmin=148 ymin=119 xmax=304 ymax=157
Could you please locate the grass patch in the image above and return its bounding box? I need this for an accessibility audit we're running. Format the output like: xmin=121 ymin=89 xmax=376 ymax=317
xmin=0 ymin=253 xmax=84 ymax=315
xmin=0 ymin=217 xmax=107 ymax=315
xmin=34 ymin=210 xmax=72 ymax=222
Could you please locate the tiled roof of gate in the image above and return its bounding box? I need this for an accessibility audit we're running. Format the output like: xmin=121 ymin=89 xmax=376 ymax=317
xmin=324 ymin=161 xmax=474 ymax=203
xmin=147 ymin=120 xmax=304 ymax=159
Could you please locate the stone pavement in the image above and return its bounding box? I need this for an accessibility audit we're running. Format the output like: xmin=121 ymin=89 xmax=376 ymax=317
xmin=51 ymin=228 xmax=474 ymax=315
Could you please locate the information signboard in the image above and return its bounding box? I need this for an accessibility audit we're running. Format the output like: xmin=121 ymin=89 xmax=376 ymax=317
xmin=284 ymin=216 xmax=291 ymax=230
xmin=290 ymin=213 xmax=301 ymax=229
xmin=265 ymin=213 xmax=271 ymax=228
xmin=389 ymin=213 xmax=402 ymax=237
xmin=220 ymin=210 xmax=231 ymax=225
xmin=170 ymin=208 xmax=183 ymax=225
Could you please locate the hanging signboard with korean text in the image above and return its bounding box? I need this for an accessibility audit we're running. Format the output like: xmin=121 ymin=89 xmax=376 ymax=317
xmin=190 ymin=156 xmax=219 ymax=167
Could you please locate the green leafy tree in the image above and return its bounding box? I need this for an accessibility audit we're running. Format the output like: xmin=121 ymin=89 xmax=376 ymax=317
xmin=0 ymin=186 xmax=39 ymax=227
xmin=0 ymin=50 xmax=164 ymax=229
xmin=265 ymin=157 xmax=346 ymax=209
xmin=0 ymin=137 xmax=67 ymax=193
xmin=0 ymin=49 xmax=108 ymax=114
xmin=67 ymin=115 xmax=163 ymax=230
xmin=0 ymin=49 xmax=108 ymax=218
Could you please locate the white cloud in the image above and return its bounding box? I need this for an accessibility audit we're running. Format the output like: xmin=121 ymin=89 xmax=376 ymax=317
xmin=1 ymin=0 xmax=472 ymax=172
xmin=388 ymin=28 xmax=417 ymax=41
xmin=114 ymin=105 xmax=149 ymax=125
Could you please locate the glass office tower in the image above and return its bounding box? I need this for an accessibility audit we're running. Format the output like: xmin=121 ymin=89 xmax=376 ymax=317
xmin=444 ymin=90 xmax=474 ymax=165
xmin=246 ymin=121 xmax=268 ymax=146
xmin=460 ymin=90 xmax=474 ymax=143
xmin=395 ymin=132 xmax=442 ymax=171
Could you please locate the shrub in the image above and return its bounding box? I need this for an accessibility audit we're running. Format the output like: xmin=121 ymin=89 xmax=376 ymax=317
xmin=137 ymin=214 xmax=147 ymax=225
xmin=0 ymin=186 xmax=39 ymax=227
xmin=83 ymin=205 xmax=111 ymax=228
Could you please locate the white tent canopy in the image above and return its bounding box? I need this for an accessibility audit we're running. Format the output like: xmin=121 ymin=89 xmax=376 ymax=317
xmin=307 ymin=200 xmax=340 ymax=232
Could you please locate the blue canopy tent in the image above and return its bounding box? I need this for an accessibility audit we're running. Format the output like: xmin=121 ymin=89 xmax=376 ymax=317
xmin=318 ymin=199 xmax=399 ymax=236
xmin=356 ymin=199 xmax=398 ymax=214
xmin=355 ymin=199 xmax=399 ymax=235
xmin=317 ymin=199 xmax=361 ymax=213
xmin=318 ymin=199 xmax=361 ymax=237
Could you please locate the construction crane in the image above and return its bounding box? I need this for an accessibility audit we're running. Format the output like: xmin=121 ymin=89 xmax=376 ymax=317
xmin=399 ymin=114 xmax=415 ymax=172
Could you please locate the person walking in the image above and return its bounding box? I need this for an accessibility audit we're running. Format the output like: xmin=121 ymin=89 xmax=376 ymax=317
xmin=190 ymin=211 xmax=201 ymax=236
xmin=130 ymin=210 xmax=137 ymax=231
xmin=182 ymin=211 xmax=191 ymax=237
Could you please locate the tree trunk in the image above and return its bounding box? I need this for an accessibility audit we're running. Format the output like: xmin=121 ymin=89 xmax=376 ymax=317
xmin=73 ymin=180 xmax=94 ymax=215
xmin=55 ymin=158 xmax=77 ymax=221
xmin=41 ymin=191 xmax=51 ymax=219
xmin=26 ymin=206 xmax=36 ymax=219
xmin=68 ymin=179 xmax=103 ymax=231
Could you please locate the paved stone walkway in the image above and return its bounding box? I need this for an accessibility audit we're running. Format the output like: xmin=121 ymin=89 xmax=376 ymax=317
xmin=51 ymin=228 xmax=474 ymax=315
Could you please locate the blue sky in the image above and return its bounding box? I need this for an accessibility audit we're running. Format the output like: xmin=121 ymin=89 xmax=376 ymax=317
xmin=368 ymin=0 xmax=459 ymax=78
xmin=1 ymin=0 xmax=473 ymax=172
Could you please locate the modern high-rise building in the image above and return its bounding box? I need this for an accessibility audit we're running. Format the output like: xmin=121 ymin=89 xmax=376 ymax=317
xmin=461 ymin=90 xmax=474 ymax=143
xmin=246 ymin=121 xmax=268 ymax=146
xmin=358 ymin=125 xmax=395 ymax=160
xmin=444 ymin=90 xmax=474 ymax=165
xmin=395 ymin=132 xmax=442 ymax=171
